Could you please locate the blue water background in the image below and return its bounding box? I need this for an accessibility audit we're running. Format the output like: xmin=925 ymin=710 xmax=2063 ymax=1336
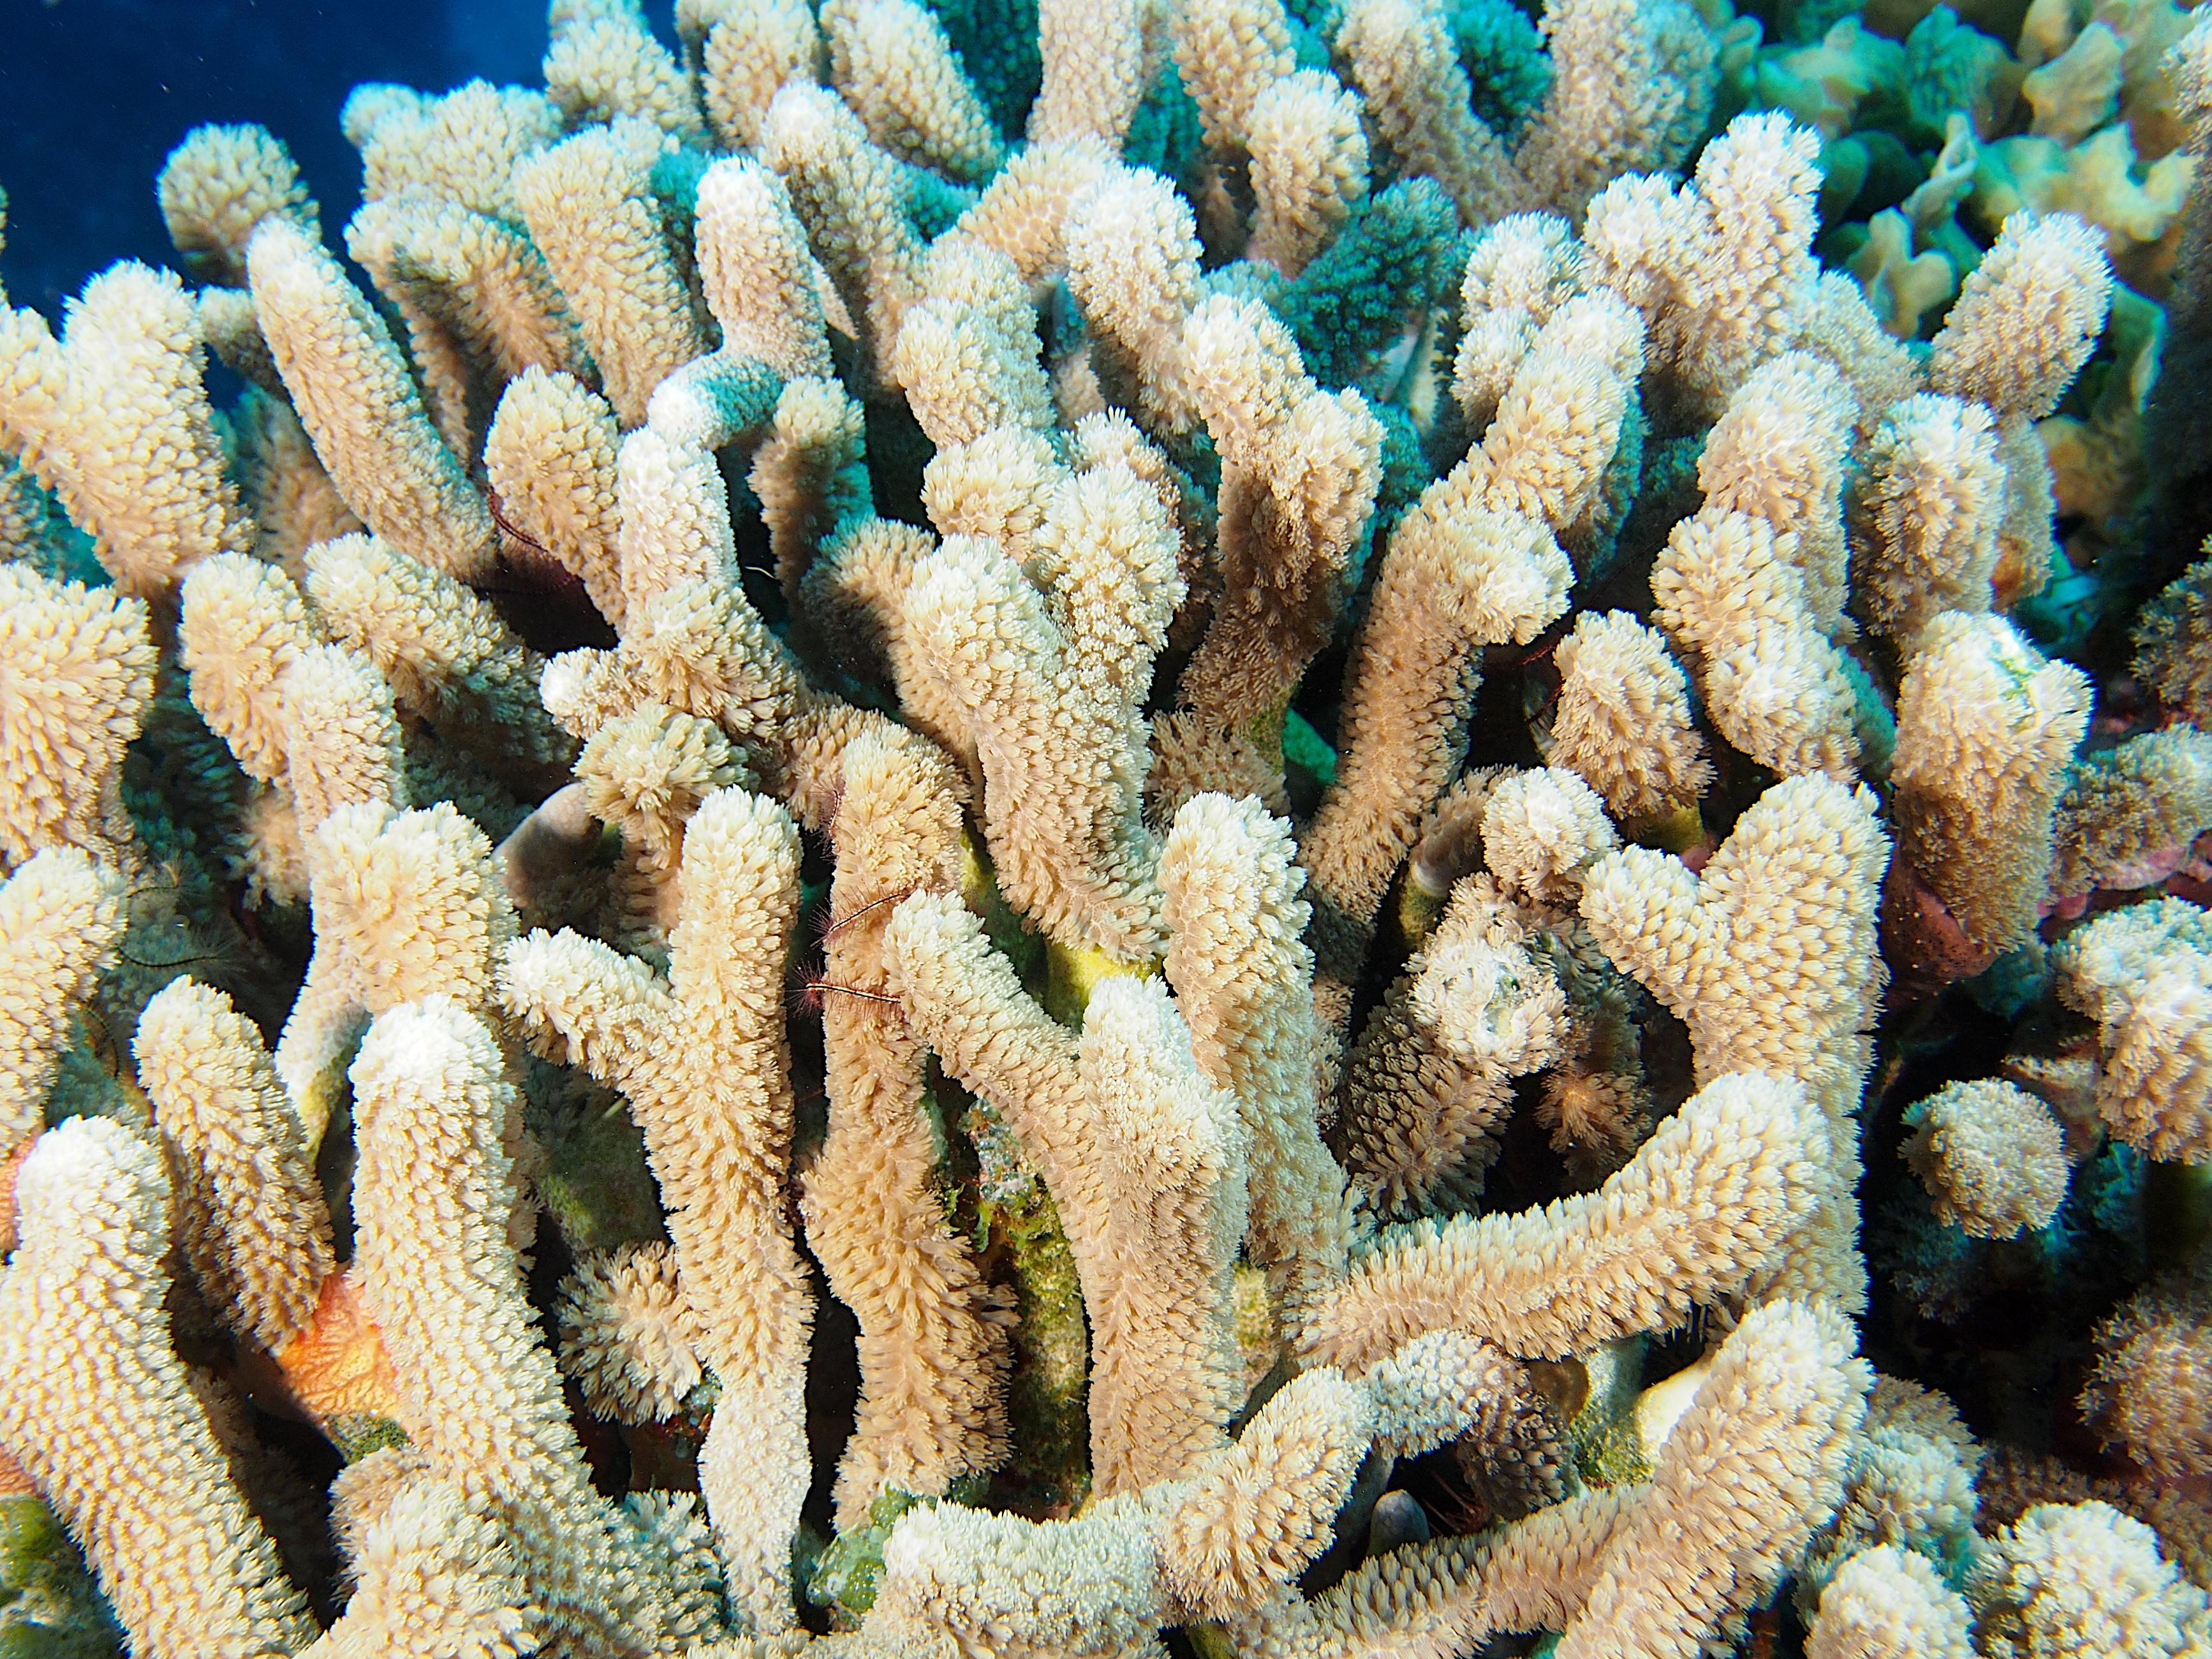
xmin=0 ymin=0 xmax=552 ymax=314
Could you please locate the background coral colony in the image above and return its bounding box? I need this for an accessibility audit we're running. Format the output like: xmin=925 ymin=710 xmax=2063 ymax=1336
xmin=8 ymin=0 xmax=2212 ymax=1651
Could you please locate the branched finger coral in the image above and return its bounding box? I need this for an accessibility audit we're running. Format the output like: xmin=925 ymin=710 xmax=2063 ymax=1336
xmin=0 ymin=1 xmax=2185 ymax=1650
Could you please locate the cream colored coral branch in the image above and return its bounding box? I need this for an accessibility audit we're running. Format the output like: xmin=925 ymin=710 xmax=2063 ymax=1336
xmin=514 ymin=119 xmax=709 ymax=429
xmin=903 ymin=464 xmax=1183 ymax=962
xmin=0 ymin=263 xmax=254 ymax=596
xmin=483 ymin=367 xmax=626 ymax=626
xmin=1299 ymin=499 xmax=1570 ymax=1036
xmin=1582 ymin=112 xmax=1820 ymax=417
xmin=1892 ymin=612 xmax=2091 ymax=955
xmin=344 ymin=192 xmax=587 ymax=468
xmin=1544 ymin=610 xmax=1712 ymax=822
xmin=1160 ymin=793 xmax=1351 ymax=1343
xmin=1339 ymin=876 xmax=1573 ymax=1219
xmin=0 ymin=566 xmax=156 ymax=865
xmin=1337 ymin=0 xmax=1529 ymax=225
xmin=348 ymin=81 xmax=561 ymax=222
xmin=694 ymin=156 xmax=836 ymax=383
xmin=1516 ymin=0 xmax=1718 ymax=216
xmin=1174 ymin=295 xmax=1384 ymax=743
xmin=824 ymin=0 xmax=1003 ymax=182
xmin=135 ymin=977 xmax=335 ymax=1353
xmin=802 ymin=728 xmax=1012 ymax=1528
xmin=1652 ymin=505 xmax=1861 ymax=779
xmin=303 ymin=1473 xmax=536 ymax=1658
xmin=1554 ymin=1300 xmax=1870 ymax=1658
xmin=1581 ymin=773 xmax=1887 ymax=1309
xmin=306 ymin=531 xmax=577 ymax=793
xmin=0 ymin=848 xmax=126 ymax=1241
xmin=862 ymin=1355 xmax=1473 ymax=1651
xmin=277 ymin=799 xmax=514 ymax=1142
xmin=0 ymin=1117 xmax=316 ymax=1659
xmin=179 ymin=551 xmax=318 ymax=788
xmin=760 ymin=84 xmax=925 ymax=391
xmin=545 ymin=10 xmax=704 ymax=139
xmin=158 ymin=122 xmax=319 ymax=286
xmin=247 ymin=218 xmax=498 ymax=581
xmin=502 ymin=788 xmax=813 ymax=1631
xmin=883 ymin=890 xmax=1250 ymax=1494
xmin=2053 ymin=897 xmax=2212 ymax=1163
xmin=1029 ymin=0 xmax=1147 ymax=150
xmin=1304 ymin=1070 xmax=1820 ymax=1372
xmin=1807 ymin=1544 xmax=1975 ymax=1659
xmin=1847 ymin=394 xmax=2004 ymax=650
xmin=350 ymin=999 xmax=679 ymax=1657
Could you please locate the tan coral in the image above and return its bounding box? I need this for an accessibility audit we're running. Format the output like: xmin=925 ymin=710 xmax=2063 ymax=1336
xmin=1697 ymin=351 xmax=1857 ymax=637
xmin=1581 ymin=774 xmax=1889 ymax=1309
xmin=514 ymin=120 xmax=708 ymax=429
xmin=306 ymin=531 xmax=575 ymax=793
xmin=502 ymin=788 xmax=814 ymax=1630
xmin=1246 ymin=70 xmax=1370 ymax=275
xmin=760 ymin=84 xmax=926 ymax=391
xmin=1848 ymin=394 xmax=2005 ymax=649
xmin=134 ymin=977 xmax=335 ymax=1353
xmin=1901 ymin=1077 xmax=2069 ymax=1239
xmin=1174 ymin=294 xmax=1383 ymax=749
xmin=0 ymin=1117 xmax=316 ymax=1659
xmin=350 ymin=80 xmax=561 ymax=222
xmin=1336 ymin=0 xmax=1528 ymax=225
xmin=1892 ymin=612 xmax=2091 ymax=955
xmin=545 ymin=12 xmax=704 ymax=140
xmin=2054 ymin=897 xmax=2212 ymax=1162
xmin=1160 ymin=793 xmax=1351 ymax=1340
xmin=885 ymin=890 xmax=1251 ymax=1495
xmin=279 ymin=644 xmax=409 ymax=833
xmin=2083 ymin=1282 xmax=2212 ymax=1479
xmin=824 ymin=0 xmax=1003 ymax=182
xmin=158 ymin=122 xmax=319 ymax=287
xmin=350 ymin=999 xmax=681 ymax=1657
xmin=1554 ymin=1301 xmax=1869 ymax=1659
xmin=1307 ymin=1070 xmax=1820 ymax=1370
xmin=1029 ymin=0 xmax=1148 ymax=150
xmin=556 ymin=1242 xmax=705 ymax=1425
xmin=1970 ymin=1501 xmax=2212 ymax=1657
xmin=0 ymin=565 xmax=156 ymax=864
xmin=1809 ymin=1544 xmax=1972 ymax=1656
xmin=247 ymin=218 xmax=498 ymax=581
xmin=483 ymin=367 xmax=626 ymax=626
xmin=1339 ymin=881 xmax=1570 ymax=1219
xmin=696 ymin=0 xmax=821 ymax=151
xmin=1928 ymin=210 xmax=2113 ymax=422
xmin=903 ymin=466 xmax=1184 ymax=962
xmin=0 ymin=262 xmax=256 ymax=596
xmin=1299 ymin=498 xmax=1571 ymax=1032
xmin=277 ymin=797 xmax=512 ymax=1142
xmin=693 ymin=156 xmax=836 ymax=385
xmin=1544 ymin=610 xmax=1713 ymax=822
xmin=179 ymin=552 xmax=318 ymax=789
xmin=1653 ymin=506 xmax=1861 ymax=779
xmin=0 ymin=848 xmax=126 ymax=1234
xmin=800 ymin=728 xmax=1014 ymax=1528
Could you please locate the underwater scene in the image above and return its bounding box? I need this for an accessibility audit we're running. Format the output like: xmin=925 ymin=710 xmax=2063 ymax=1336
xmin=3 ymin=0 xmax=2212 ymax=1650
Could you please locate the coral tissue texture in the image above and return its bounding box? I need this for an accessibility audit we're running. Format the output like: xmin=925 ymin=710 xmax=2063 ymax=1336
xmin=6 ymin=0 xmax=2212 ymax=1652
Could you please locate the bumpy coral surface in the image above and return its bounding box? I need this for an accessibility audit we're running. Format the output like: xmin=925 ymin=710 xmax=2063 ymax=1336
xmin=1 ymin=0 xmax=2211 ymax=1652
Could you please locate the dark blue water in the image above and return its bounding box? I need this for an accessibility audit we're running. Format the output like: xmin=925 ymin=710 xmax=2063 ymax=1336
xmin=0 ymin=0 xmax=548 ymax=314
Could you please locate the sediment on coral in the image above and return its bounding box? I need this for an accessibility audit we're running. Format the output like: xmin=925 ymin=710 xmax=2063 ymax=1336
xmin=1 ymin=0 xmax=2209 ymax=1651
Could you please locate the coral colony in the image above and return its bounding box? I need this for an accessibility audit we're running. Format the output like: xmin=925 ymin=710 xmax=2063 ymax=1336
xmin=8 ymin=0 xmax=2212 ymax=1650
